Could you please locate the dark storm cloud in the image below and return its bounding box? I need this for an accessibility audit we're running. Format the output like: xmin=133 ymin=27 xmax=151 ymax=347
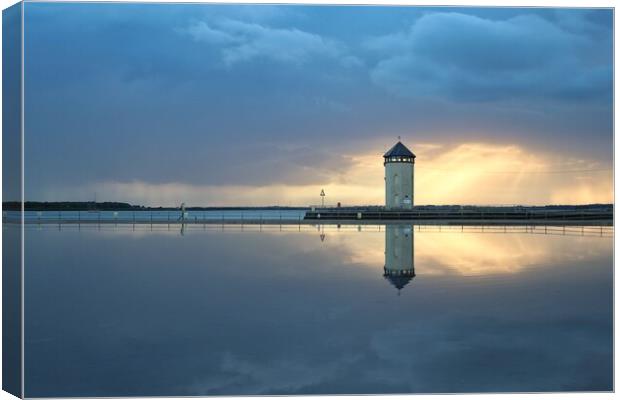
xmin=367 ymin=12 xmax=612 ymax=102
xmin=22 ymin=4 xmax=612 ymax=200
xmin=180 ymin=18 xmax=362 ymax=67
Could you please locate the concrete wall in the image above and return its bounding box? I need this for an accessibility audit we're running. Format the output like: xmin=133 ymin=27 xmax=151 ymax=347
xmin=385 ymin=161 xmax=414 ymax=209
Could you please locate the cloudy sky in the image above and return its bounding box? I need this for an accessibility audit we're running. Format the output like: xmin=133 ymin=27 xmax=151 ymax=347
xmin=23 ymin=4 xmax=613 ymax=206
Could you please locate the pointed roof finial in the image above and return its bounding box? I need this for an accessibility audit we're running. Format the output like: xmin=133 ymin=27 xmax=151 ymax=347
xmin=384 ymin=141 xmax=415 ymax=158
xmin=398 ymin=135 xmax=401 ymax=141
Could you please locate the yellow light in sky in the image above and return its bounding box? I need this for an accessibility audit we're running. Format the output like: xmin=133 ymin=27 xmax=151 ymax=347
xmin=73 ymin=141 xmax=612 ymax=206
xmin=413 ymin=143 xmax=612 ymax=205
xmin=335 ymin=142 xmax=612 ymax=206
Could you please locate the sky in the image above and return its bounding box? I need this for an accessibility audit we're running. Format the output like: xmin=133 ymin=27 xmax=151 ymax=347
xmin=22 ymin=3 xmax=613 ymax=206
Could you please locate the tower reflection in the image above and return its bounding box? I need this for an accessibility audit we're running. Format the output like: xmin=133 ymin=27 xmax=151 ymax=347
xmin=384 ymin=225 xmax=415 ymax=294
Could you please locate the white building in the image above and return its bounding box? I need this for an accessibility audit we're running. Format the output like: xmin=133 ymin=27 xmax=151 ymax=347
xmin=384 ymin=141 xmax=416 ymax=209
xmin=384 ymin=225 xmax=415 ymax=293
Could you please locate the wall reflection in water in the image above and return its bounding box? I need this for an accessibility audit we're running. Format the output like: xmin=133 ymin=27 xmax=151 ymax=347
xmin=384 ymin=225 xmax=415 ymax=293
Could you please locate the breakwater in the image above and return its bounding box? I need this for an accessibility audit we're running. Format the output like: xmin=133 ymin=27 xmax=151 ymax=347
xmin=304 ymin=206 xmax=613 ymax=225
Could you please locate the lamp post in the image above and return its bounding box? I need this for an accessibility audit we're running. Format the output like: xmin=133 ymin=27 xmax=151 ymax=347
xmin=320 ymin=189 xmax=325 ymax=208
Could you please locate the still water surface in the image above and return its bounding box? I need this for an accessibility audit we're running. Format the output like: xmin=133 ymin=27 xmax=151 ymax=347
xmin=24 ymin=224 xmax=613 ymax=396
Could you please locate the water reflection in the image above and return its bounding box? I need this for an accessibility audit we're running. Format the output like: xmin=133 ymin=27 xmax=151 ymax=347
xmin=23 ymin=223 xmax=613 ymax=396
xmin=384 ymin=225 xmax=415 ymax=293
xmin=313 ymin=223 xmax=417 ymax=290
xmin=75 ymin=221 xmax=614 ymax=282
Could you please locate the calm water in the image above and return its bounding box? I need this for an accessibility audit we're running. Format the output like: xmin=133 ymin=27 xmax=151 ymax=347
xmin=22 ymin=224 xmax=613 ymax=396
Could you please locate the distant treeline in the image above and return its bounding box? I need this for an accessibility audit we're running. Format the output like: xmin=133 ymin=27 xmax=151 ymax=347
xmin=3 ymin=202 xmax=141 ymax=211
xmin=2 ymin=202 xmax=310 ymax=211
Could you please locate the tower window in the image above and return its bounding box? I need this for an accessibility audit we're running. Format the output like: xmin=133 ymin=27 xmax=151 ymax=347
xmin=386 ymin=156 xmax=413 ymax=162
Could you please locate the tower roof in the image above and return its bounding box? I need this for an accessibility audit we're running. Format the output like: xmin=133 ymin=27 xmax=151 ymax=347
xmin=383 ymin=269 xmax=416 ymax=291
xmin=384 ymin=141 xmax=416 ymax=158
xmin=384 ymin=274 xmax=415 ymax=291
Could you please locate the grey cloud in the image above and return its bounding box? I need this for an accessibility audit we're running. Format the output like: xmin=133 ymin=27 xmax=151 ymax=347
xmin=183 ymin=18 xmax=356 ymax=67
xmin=363 ymin=31 xmax=409 ymax=55
xmin=141 ymin=142 xmax=354 ymax=187
xmin=183 ymin=21 xmax=240 ymax=45
xmin=339 ymin=55 xmax=364 ymax=68
xmin=312 ymin=96 xmax=352 ymax=113
xmin=551 ymin=9 xmax=612 ymax=37
xmin=367 ymin=12 xmax=612 ymax=102
xmin=222 ymin=144 xmax=353 ymax=186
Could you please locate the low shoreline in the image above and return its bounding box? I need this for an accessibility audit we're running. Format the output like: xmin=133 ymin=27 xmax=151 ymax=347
xmin=5 ymin=204 xmax=613 ymax=227
xmin=10 ymin=218 xmax=613 ymax=227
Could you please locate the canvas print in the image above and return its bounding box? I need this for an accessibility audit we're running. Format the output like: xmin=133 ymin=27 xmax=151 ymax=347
xmin=2 ymin=2 xmax=614 ymax=398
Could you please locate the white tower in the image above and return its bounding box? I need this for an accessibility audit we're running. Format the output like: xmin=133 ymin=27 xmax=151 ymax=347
xmin=384 ymin=225 xmax=415 ymax=293
xmin=384 ymin=140 xmax=416 ymax=209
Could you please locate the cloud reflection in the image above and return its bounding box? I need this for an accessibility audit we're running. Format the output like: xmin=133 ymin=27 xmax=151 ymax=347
xmin=24 ymin=225 xmax=612 ymax=396
xmin=327 ymin=224 xmax=612 ymax=277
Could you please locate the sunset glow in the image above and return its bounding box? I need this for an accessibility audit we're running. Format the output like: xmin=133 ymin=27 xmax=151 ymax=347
xmin=22 ymin=5 xmax=612 ymax=208
xmin=51 ymin=141 xmax=612 ymax=207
